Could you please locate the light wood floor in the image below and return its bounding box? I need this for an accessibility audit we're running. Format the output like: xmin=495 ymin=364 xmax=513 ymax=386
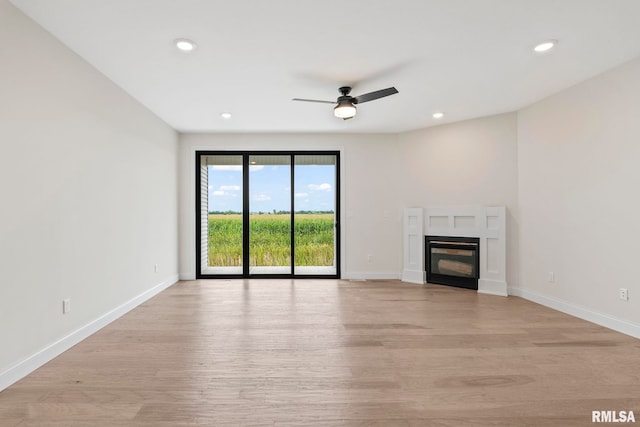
xmin=1 ymin=279 xmax=640 ymax=426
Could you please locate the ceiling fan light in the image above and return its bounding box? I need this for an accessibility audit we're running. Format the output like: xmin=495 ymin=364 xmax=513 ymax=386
xmin=334 ymin=100 xmax=356 ymax=119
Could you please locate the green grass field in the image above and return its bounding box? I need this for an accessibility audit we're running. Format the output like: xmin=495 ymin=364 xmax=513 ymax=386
xmin=208 ymin=213 xmax=334 ymax=266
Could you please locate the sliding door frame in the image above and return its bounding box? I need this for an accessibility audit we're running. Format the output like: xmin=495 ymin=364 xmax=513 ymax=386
xmin=196 ymin=150 xmax=341 ymax=279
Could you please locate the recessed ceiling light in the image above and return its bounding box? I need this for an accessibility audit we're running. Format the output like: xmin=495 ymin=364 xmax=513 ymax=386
xmin=432 ymin=112 xmax=444 ymax=119
xmin=533 ymin=39 xmax=557 ymax=53
xmin=220 ymin=112 xmax=232 ymax=119
xmin=175 ymin=38 xmax=196 ymax=52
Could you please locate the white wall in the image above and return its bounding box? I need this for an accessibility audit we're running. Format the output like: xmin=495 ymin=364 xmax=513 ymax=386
xmin=517 ymin=57 xmax=640 ymax=333
xmin=178 ymin=133 xmax=403 ymax=279
xmin=398 ymin=113 xmax=519 ymax=288
xmin=179 ymin=116 xmax=520 ymax=284
xmin=0 ymin=0 xmax=179 ymax=386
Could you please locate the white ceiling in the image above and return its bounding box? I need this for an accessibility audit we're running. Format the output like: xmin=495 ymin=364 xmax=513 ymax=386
xmin=10 ymin=0 xmax=640 ymax=133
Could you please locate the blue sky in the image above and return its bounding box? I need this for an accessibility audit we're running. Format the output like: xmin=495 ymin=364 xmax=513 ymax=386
xmin=208 ymin=165 xmax=335 ymax=213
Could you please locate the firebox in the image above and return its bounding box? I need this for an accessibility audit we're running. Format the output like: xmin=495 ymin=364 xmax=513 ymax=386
xmin=425 ymin=236 xmax=480 ymax=290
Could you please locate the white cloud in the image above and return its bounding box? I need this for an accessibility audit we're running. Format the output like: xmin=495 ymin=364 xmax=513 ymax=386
xmin=308 ymin=183 xmax=332 ymax=191
xmin=253 ymin=194 xmax=271 ymax=201
xmin=212 ymin=190 xmax=225 ymax=196
xmin=208 ymin=185 xmax=212 ymax=190
xmin=249 ymin=165 xmax=265 ymax=172
xmin=219 ymin=185 xmax=241 ymax=191
xmin=295 ymin=192 xmax=309 ymax=198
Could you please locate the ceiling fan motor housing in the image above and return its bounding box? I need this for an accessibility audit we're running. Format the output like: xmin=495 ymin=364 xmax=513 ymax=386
xmin=338 ymin=86 xmax=352 ymax=97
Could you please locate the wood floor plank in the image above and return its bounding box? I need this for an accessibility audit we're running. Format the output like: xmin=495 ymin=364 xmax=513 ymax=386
xmin=1 ymin=279 xmax=639 ymax=426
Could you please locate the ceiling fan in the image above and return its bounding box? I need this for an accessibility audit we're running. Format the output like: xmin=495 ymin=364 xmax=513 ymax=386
xmin=293 ymin=86 xmax=398 ymax=120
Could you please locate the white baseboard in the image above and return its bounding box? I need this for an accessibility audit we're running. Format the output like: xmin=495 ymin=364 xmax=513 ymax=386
xmin=401 ymin=269 xmax=425 ymax=284
xmin=508 ymin=286 xmax=640 ymax=339
xmin=184 ymin=271 xmax=403 ymax=281
xmin=479 ymin=279 xmax=508 ymax=297
xmin=341 ymin=272 xmax=402 ymax=281
xmin=0 ymin=274 xmax=179 ymax=392
xmin=478 ymin=289 xmax=508 ymax=297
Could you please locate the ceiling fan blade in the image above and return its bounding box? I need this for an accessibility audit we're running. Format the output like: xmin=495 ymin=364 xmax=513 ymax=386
xmin=354 ymin=87 xmax=398 ymax=104
xmin=292 ymin=98 xmax=336 ymax=104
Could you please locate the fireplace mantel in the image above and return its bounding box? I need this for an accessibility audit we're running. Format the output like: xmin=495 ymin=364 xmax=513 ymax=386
xmin=402 ymin=206 xmax=507 ymax=296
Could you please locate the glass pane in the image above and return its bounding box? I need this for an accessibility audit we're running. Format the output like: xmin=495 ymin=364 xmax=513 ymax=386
xmin=201 ymin=155 xmax=243 ymax=275
xmin=294 ymin=154 xmax=337 ymax=275
xmin=249 ymin=155 xmax=291 ymax=275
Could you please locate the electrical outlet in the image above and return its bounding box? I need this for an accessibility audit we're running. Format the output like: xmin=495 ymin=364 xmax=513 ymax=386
xmin=154 ymin=264 xmax=159 ymax=273
xmin=619 ymin=288 xmax=629 ymax=301
xmin=548 ymin=272 xmax=555 ymax=283
xmin=367 ymin=254 xmax=373 ymax=263
xmin=63 ymin=299 xmax=71 ymax=314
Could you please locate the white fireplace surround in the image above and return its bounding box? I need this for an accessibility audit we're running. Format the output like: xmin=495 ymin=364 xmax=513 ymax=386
xmin=402 ymin=206 xmax=507 ymax=296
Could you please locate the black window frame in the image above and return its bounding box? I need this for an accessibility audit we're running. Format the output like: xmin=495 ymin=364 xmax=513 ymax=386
xmin=195 ymin=150 xmax=341 ymax=279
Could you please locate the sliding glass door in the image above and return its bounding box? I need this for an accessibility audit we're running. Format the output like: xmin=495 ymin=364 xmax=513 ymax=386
xmin=198 ymin=154 xmax=244 ymax=276
xmin=248 ymin=154 xmax=292 ymax=275
xmin=294 ymin=155 xmax=338 ymax=276
xmin=196 ymin=151 xmax=339 ymax=278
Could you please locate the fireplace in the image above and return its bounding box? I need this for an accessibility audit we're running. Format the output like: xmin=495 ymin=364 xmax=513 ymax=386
xmin=425 ymin=235 xmax=480 ymax=290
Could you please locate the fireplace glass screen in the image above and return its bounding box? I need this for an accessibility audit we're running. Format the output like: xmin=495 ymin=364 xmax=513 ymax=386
xmin=425 ymin=236 xmax=480 ymax=290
